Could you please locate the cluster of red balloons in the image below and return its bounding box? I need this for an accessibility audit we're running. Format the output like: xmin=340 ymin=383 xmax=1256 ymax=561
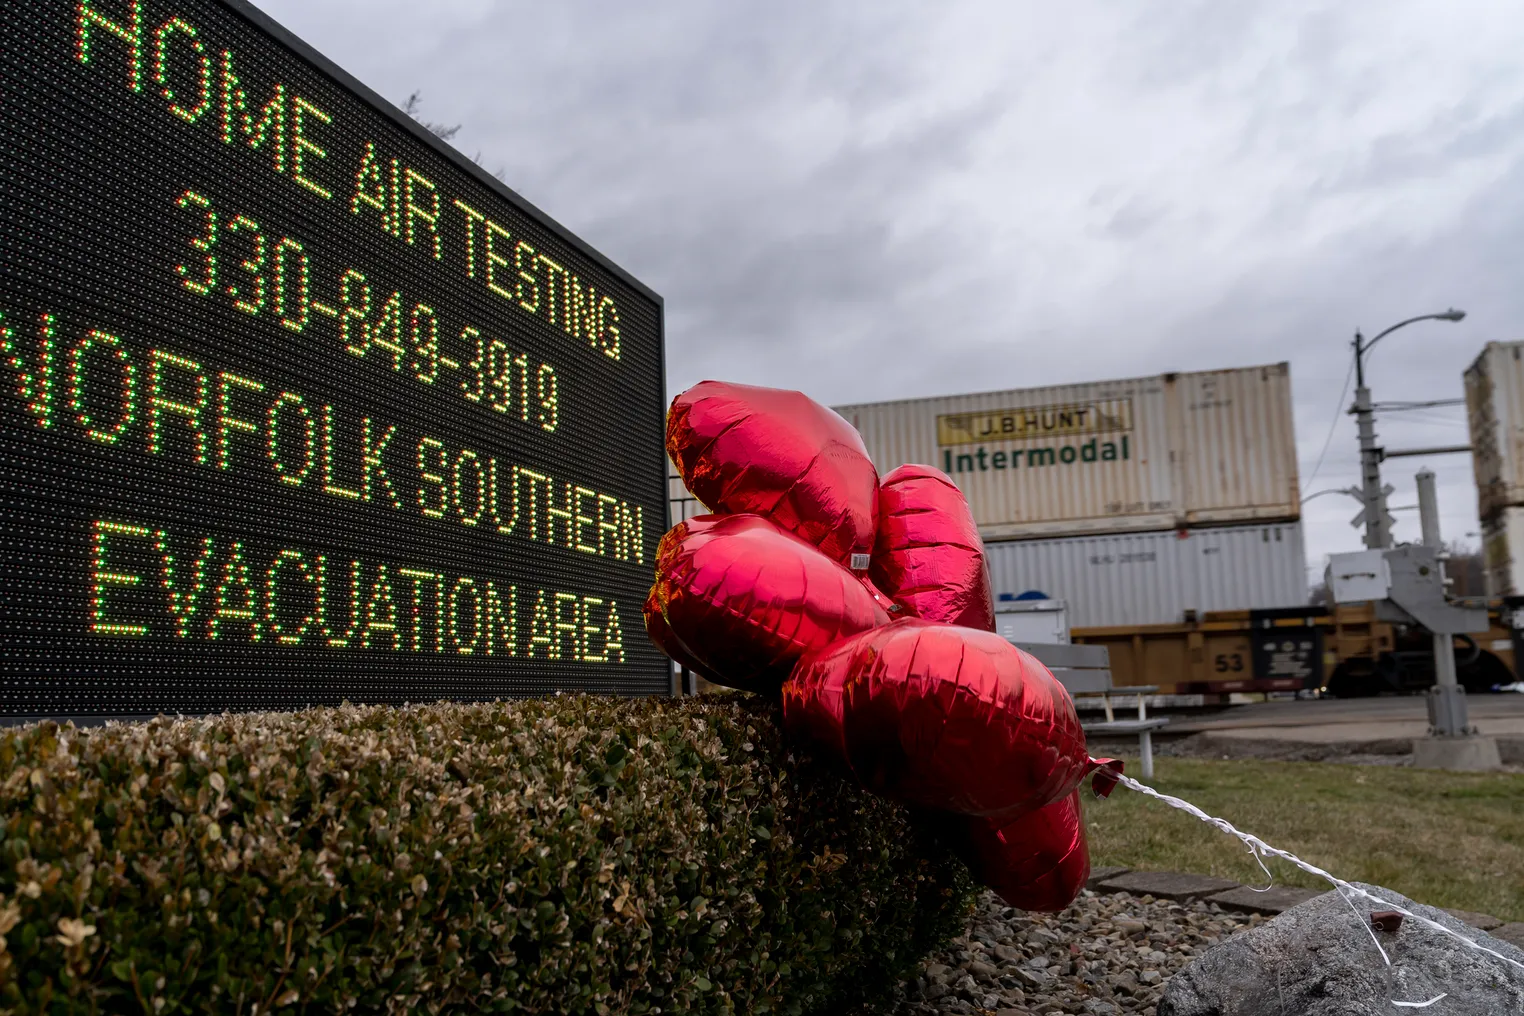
xmin=646 ymin=381 xmax=1121 ymax=912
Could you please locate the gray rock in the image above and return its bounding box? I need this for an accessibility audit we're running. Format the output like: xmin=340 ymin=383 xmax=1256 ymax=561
xmin=1159 ymin=882 xmax=1524 ymax=1015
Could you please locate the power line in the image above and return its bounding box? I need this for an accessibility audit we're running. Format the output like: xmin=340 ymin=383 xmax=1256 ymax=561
xmin=1302 ymin=356 xmax=1356 ymax=494
xmin=1371 ymin=398 xmax=1466 ymax=411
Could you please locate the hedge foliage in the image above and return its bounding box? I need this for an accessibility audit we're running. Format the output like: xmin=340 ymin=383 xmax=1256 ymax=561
xmin=0 ymin=695 xmax=975 ymax=1015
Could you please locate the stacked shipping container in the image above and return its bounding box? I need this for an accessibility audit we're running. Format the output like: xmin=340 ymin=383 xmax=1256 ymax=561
xmin=836 ymin=363 xmax=1301 ymax=541
xmin=1465 ymin=342 xmax=1524 ymax=595
xmin=667 ymin=363 xmax=1310 ymax=628
xmin=983 ymin=523 xmax=1307 ymax=629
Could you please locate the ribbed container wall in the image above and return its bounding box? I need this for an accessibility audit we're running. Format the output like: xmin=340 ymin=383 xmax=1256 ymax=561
xmin=983 ymin=522 xmax=1308 ymax=629
xmin=1465 ymin=342 xmax=1524 ymax=519
xmin=1174 ymin=367 xmax=1301 ymax=523
xmin=1482 ymin=506 xmax=1524 ymax=597
xmin=834 ymin=363 xmax=1299 ymax=541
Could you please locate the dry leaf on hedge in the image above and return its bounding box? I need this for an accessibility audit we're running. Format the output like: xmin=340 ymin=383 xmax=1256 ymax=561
xmin=53 ymin=917 xmax=96 ymax=948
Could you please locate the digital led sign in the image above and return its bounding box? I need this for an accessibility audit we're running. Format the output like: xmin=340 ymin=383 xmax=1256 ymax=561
xmin=0 ymin=0 xmax=669 ymax=717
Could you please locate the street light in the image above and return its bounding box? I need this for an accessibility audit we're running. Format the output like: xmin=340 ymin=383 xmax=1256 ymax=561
xmin=1354 ymin=308 xmax=1465 ymax=387
xmin=1350 ymin=308 xmax=1466 ymax=550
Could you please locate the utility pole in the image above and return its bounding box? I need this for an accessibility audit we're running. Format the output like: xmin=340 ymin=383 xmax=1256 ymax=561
xmin=1348 ymin=310 xmax=1465 ymax=550
xmin=1350 ymin=347 xmax=1391 ymax=550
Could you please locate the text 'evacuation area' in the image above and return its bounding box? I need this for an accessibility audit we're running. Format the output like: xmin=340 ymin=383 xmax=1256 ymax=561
xmin=91 ymin=519 xmax=626 ymax=664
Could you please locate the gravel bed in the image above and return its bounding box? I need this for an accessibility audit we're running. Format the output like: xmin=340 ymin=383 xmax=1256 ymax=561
xmin=872 ymin=888 xmax=1255 ymax=1016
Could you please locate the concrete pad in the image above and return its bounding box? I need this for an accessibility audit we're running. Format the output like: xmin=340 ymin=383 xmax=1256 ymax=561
xmin=1411 ymin=735 xmax=1503 ymax=771
xmin=1203 ymin=718 xmax=1524 ymax=744
xmin=1206 ymin=885 xmax=1322 ymax=916
xmin=1096 ymin=870 xmax=1240 ymax=901
xmin=1086 ymin=865 xmax=1131 ymax=890
xmin=1494 ymin=923 xmax=1524 ymax=949
xmin=1499 ymin=736 xmax=1523 ymax=766
xmin=1442 ymin=908 xmax=1504 ymax=931
xmin=1163 ymin=696 xmax=1524 ymax=746
xmin=1211 ymin=722 xmax=1428 ymax=743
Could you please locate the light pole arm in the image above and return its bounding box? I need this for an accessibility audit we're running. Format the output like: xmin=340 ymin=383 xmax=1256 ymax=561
xmin=1359 ymin=309 xmax=1466 ymax=362
xmin=1300 ymin=487 xmax=1363 ymax=505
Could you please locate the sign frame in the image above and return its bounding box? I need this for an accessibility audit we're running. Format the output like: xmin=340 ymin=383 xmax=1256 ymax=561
xmin=0 ymin=0 xmax=670 ymax=721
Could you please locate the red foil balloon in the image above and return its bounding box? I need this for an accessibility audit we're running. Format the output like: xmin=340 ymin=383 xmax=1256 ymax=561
xmin=782 ymin=618 xmax=1091 ymax=821
xmin=647 ymin=514 xmax=890 ymax=693
xmin=961 ymin=790 xmax=1090 ymax=912
xmin=871 ymin=463 xmax=995 ymax=631
xmin=667 ymin=381 xmax=879 ymax=566
xmin=643 ymin=587 xmax=716 ymax=682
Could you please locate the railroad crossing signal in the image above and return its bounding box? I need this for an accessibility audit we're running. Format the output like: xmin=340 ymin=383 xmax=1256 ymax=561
xmin=1350 ymin=484 xmax=1396 ymax=538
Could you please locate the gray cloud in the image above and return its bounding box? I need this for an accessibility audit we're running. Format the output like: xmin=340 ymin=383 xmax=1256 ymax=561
xmin=254 ymin=0 xmax=1524 ymax=579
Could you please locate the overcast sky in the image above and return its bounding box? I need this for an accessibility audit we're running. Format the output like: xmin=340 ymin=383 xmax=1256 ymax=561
xmin=253 ymin=0 xmax=1524 ymax=586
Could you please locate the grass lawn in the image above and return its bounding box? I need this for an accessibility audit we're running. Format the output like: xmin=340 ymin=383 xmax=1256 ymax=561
xmin=1084 ymin=757 xmax=1524 ymax=923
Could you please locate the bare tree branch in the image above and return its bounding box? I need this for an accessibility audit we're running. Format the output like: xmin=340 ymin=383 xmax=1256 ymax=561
xmin=400 ymin=90 xmax=504 ymax=181
xmin=400 ymin=89 xmax=462 ymax=142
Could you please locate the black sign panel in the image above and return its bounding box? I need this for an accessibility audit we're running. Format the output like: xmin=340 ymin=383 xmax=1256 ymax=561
xmin=0 ymin=0 xmax=668 ymax=716
xmin=1249 ymin=611 xmax=1324 ymax=688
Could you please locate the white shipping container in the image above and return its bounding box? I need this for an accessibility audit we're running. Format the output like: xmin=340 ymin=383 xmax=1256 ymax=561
xmin=667 ymin=463 xmax=706 ymax=524
xmin=1465 ymin=341 xmax=1524 ymax=519
xmin=664 ymin=462 xmax=1305 ymax=628
xmin=1482 ymin=505 xmax=1524 ymax=597
xmin=984 ymin=523 xmax=1309 ymax=629
xmin=994 ymin=599 xmax=1071 ymax=644
xmin=834 ymin=364 xmax=1299 ymax=541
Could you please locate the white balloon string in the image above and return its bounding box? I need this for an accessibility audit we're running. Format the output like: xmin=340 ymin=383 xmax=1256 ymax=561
xmin=1102 ymin=771 xmax=1524 ymax=976
xmin=1242 ymin=837 xmax=1276 ymax=894
xmin=1392 ymin=993 xmax=1449 ymax=1008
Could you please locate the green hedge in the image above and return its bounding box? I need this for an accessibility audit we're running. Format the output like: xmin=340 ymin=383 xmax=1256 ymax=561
xmin=0 ymin=695 xmax=975 ymax=1015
